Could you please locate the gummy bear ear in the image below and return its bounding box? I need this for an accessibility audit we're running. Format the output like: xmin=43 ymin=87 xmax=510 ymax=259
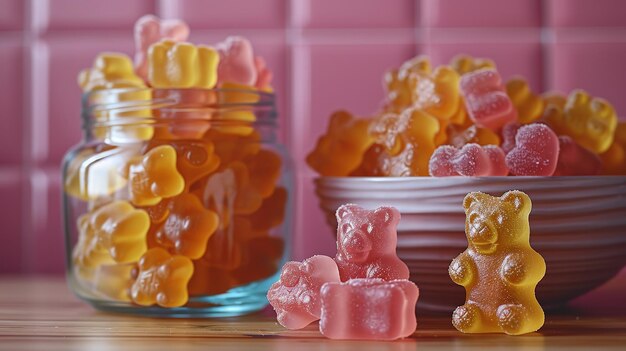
xmin=501 ymin=190 xmax=531 ymax=214
xmin=374 ymin=206 xmax=400 ymax=224
xmin=336 ymin=204 xmax=360 ymax=222
xmin=463 ymin=192 xmax=481 ymax=213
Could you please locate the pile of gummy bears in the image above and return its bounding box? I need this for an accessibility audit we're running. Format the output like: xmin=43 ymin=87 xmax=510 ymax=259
xmin=307 ymin=55 xmax=626 ymax=177
xmin=66 ymin=15 xmax=286 ymax=308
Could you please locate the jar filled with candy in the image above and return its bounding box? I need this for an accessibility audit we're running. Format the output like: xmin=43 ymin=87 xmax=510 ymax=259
xmin=62 ymin=16 xmax=292 ymax=317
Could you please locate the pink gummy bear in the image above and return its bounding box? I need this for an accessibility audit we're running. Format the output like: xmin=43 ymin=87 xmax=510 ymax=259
xmin=460 ymin=69 xmax=517 ymax=131
xmin=429 ymin=144 xmax=509 ymax=177
xmin=319 ymin=278 xmax=419 ymax=340
xmin=133 ymin=14 xmax=190 ymax=81
xmin=267 ymin=255 xmax=341 ymax=330
xmin=554 ymin=136 xmax=602 ymax=176
xmin=216 ymin=36 xmax=257 ymax=86
xmin=506 ymin=123 xmax=560 ymax=176
xmin=501 ymin=122 xmax=521 ymax=154
xmin=334 ymin=204 xmax=409 ymax=282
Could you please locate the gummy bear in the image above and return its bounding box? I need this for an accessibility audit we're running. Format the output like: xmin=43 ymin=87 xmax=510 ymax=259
xmin=506 ymin=78 xmax=544 ymax=124
xmin=246 ymin=187 xmax=288 ymax=232
xmin=154 ymin=193 xmax=219 ymax=259
xmin=546 ymin=90 xmax=617 ymax=154
xmin=554 ymin=136 xmax=602 ymax=176
xmin=215 ymin=36 xmax=257 ymax=86
xmin=130 ymin=248 xmax=194 ymax=308
xmin=334 ymin=204 xmax=409 ymax=281
xmin=319 ymin=278 xmax=419 ymax=340
xmin=133 ymin=14 xmax=190 ymax=81
xmin=91 ymin=263 xmax=135 ymax=302
xmin=447 ymin=124 xmax=501 ymax=148
xmin=126 ymin=145 xmax=185 ymax=207
xmin=600 ymin=122 xmax=626 ymax=175
xmin=244 ymin=149 xmax=282 ymax=198
xmin=205 ymin=128 xmax=261 ymax=165
xmin=505 ymin=124 xmax=559 ymax=176
xmin=149 ymin=40 xmax=219 ymax=89
xmin=306 ymin=110 xmax=374 ymax=176
xmin=450 ymin=191 xmax=545 ymax=335
xmin=500 ymin=122 xmax=521 ymax=154
xmin=408 ymin=65 xmax=461 ymax=122
xmin=450 ymin=54 xmax=496 ymax=75
xmin=254 ymin=56 xmax=273 ymax=90
xmin=460 ymin=69 xmax=517 ymax=131
xmin=64 ymin=146 xmax=130 ymax=200
xmin=383 ymin=55 xmax=432 ymax=112
xmin=429 ymin=144 xmax=508 ymax=177
xmin=267 ymin=255 xmax=341 ymax=330
xmin=214 ymin=82 xmax=261 ymax=136
xmin=78 ymin=53 xmax=146 ymax=92
xmin=73 ymin=200 xmax=149 ymax=267
xmin=151 ymin=89 xmax=217 ymax=140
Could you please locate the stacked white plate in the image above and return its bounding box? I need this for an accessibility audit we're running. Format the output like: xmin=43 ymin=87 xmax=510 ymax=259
xmin=315 ymin=176 xmax=626 ymax=312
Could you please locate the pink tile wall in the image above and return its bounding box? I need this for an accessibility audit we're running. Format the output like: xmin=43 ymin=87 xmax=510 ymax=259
xmin=1 ymin=0 xmax=625 ymax=274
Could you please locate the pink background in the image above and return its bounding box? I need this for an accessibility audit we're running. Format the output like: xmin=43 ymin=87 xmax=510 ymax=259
xmin=1 ymin=0 xmax=626 ymax=280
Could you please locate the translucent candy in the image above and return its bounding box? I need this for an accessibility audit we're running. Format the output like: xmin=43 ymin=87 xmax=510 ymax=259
xmin=460 ymin=69 xmax=517 ymax=131
xmin=306 ymin=111 xmax=374 ymax=176
xmin=500 ymin=122 xmax=521 ymax=154
xmin=505 ymin=124 xmax=559 ymax=176
xmin=215 ymin=36 xmax=257 ymax=86
xmin=554 ymin=136 xmax=602 ymax=176
xmin=429 ymin=144 xmax=508 ymax=177
xmin=148 ymin=40 xmax=219 ymax=89
xmin=267 ymin=255 xmax=341 ymax=330
xmin=447 ymin=124 xmax=501 ymax=148
xmin=254 ymin=56 xmax=273 ymax=90
xmin=64 ymin=146 xmax=130 ymax=200
xmin=600 ymin=122 xmax=626 ymax=175
xmin=334 ymin=204 xmax=409 ymax=281
xmin=450 ymin=54 xmax=496 ymax=75
xmin=78 ymin=53 xmax=146 ymax=92
xmin=408 ymin=65 xmax=461 ymax=121
xmin=450 ymin=191 xmax=546 ymax=335
xmin=130 ymin=247 xmax=194 ymax=308
xmin=154 ymin=193 xmax=219 ymax=259
xmin=506 ymin=78 xmax=544 ymax=124
xmin=319 ymin=278 xmax=418 ymax=340
xmin=384 ymin=55 xmax=431 ymax=112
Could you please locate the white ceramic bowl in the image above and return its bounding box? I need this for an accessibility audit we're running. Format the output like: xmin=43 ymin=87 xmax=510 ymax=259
xmin=315 ymin=176 xmax=626 ymax=311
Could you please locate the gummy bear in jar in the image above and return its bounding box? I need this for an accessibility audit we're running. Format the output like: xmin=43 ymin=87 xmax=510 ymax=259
xmin=62 ymin=87 xmax=293 ymax=317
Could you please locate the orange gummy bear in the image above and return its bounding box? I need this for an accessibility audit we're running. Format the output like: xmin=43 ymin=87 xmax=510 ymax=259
xmin=384 ymin=55 xmax=432 ymax=112
xmin=127 ymin=145 xmax=185 ymax=207
xmin=73 ymin=200 xmax=149 ymax=267
xmin=450 ymin=54 xmax=496 ymax=75
xmin=409 ymin=65 xmax=461 ymax=122
xmin=206 ymin=128 xmax=262 ymax=165
xmin=306 ymin=111 xmax=374 ymax=176
xmin=450 ymin=191 xmax=546 ymax=335
xmin=130 ymin=247 xmax=194 ymax=307
xmin=154 ymin=193 xmax=219 ymax=259
xmin=544 ymin=90 xmax=617 ymax=153
xmin=600 ymin=122 xmax=626 ymax=175
xmin=244 ymin=149 xmax=282 ymax=198
xmin=506 ymin=78 xmax=544 ymax=124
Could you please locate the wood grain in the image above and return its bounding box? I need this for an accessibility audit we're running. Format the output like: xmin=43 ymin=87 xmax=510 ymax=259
xmin=0 ymin=277 xmax=625 ymax=350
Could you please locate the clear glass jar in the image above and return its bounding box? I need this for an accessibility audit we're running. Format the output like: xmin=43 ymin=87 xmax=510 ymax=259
xmin=62 ymin=87 xmax=293 ymax=317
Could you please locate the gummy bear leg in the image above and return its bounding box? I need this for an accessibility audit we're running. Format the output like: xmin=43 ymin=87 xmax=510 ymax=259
xmin=497 ymin=304 xmax=527 ymax=335
xmin=452 ymin=302 xmax=482 ymax=333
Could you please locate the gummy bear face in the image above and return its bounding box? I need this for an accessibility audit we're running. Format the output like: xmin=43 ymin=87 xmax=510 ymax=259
xmin=336 ymin=205 xmax=400 ymax=263
xmin=463 ymin=191 xmax=531 ymax=254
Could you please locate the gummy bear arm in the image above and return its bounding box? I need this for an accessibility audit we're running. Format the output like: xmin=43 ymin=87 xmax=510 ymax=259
xmin=449 ymin=252 xmax=474 ymax=286
xmin=500 ymin=252 xmax=536 ymax=286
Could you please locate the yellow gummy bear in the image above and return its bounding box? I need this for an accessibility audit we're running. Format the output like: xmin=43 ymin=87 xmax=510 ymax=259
xmin=450 ymin=191 xmax=546 ymax=335
xmin=72 ymin=200 xmax=150 ymax=268
xmin=506 ymin=78 xmax=544 ymax=124
xmin=544 ymin=90 xmax=617 ymax=153
xmin=149 ymin=40 xmax=219 ymax=89
xmin=600 ymin=122 xmax=626 ymax=175
xmin=130 ymin=247 xmax=194 ymax=308
xmin=127 ymin=145 xmax=185 ymax=207
xmin=450 ymin=54 xmax=496 ymax=75
xmin=306 ymin=111 xmax=374 ymax=176
xmin=384 ymin=55 xmax=432 ymax=112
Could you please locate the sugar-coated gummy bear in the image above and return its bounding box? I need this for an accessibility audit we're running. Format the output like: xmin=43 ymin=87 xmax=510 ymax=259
xmin=306 ymin=111 xmax=374 ymax=176
xmin=126 ymin=145 xmax=185 ymax=207
xmin=267 ymin=255 xmax=342 ymax=330
xmin=429 ymin=144 xmax=508 ymax=177
xmin=215 ymin=36 xmax=257 ymax=86
xmin=319 ymin=278 xmax=418 ymax=340
xmin=155 ymin=193 xmax=219 ymax=259
xmin=133 ymin=14 xmax=190 ymax=81
xmin=506 ymin=78 xmax=544 ymax=124
xmin=554 ymin=136 xmax=602 ymax=176
xmin=334 ymin=204 xmax=409 ymax=281
xmin=149 ymin=40 xmax=219 ymax=89
xmin=450 ymin=54 xmax=496 ymax=75
xmin=450 ymin=191 xmax=545 ymax=335
xmin=500 ymin=122 xmax=521 ymax=154
xmin=130 ymin=247 xmax=194 ymax=308
xmin=460 ymin=69 xmax=517 ymax=131
xmin=73 ymin=200 xmax=149 ymax=267
xmin=600 ymin=122 xmax=626 ymax=175
xmin=505 ymin=124 xmax=559 ymax=176
xmin=384 ymin=55 xmax=431 ymax=112
xmin=409 ymin=65 xmax=461 ymax=122
xmin=544 ymin=90 xmax=617 ymax=153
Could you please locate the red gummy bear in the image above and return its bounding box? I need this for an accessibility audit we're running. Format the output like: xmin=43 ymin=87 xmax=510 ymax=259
xmin=460 ymin=69 xmax=517 ymax=131
xmin=334 ymin=204 xmax=409 ymax=282
xmin=505 ymin=124 xmax=560 ymax=176
xmin=429 ymin=144 xmax=508 ymax=177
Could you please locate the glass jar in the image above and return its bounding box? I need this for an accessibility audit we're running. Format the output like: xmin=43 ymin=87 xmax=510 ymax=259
xmin=62 ymin=87 xmax=293 ymax=317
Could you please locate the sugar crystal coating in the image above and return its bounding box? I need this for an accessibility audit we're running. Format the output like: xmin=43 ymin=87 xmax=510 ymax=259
xmin=505 ymin=124 xmax=559 ymax=176
xmin=460 ymin=69 xmax=517 ymax=131
xmin=429 ymin=143 xmax=508 ymax=177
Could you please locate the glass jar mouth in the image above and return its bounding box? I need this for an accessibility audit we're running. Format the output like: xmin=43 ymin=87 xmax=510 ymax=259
xmin=81 ymin=87 xmax=277 ymax=129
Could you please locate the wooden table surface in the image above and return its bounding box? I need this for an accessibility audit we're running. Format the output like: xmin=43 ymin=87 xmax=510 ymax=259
xmin=1 ymin=277 xmax=625 ymax=351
